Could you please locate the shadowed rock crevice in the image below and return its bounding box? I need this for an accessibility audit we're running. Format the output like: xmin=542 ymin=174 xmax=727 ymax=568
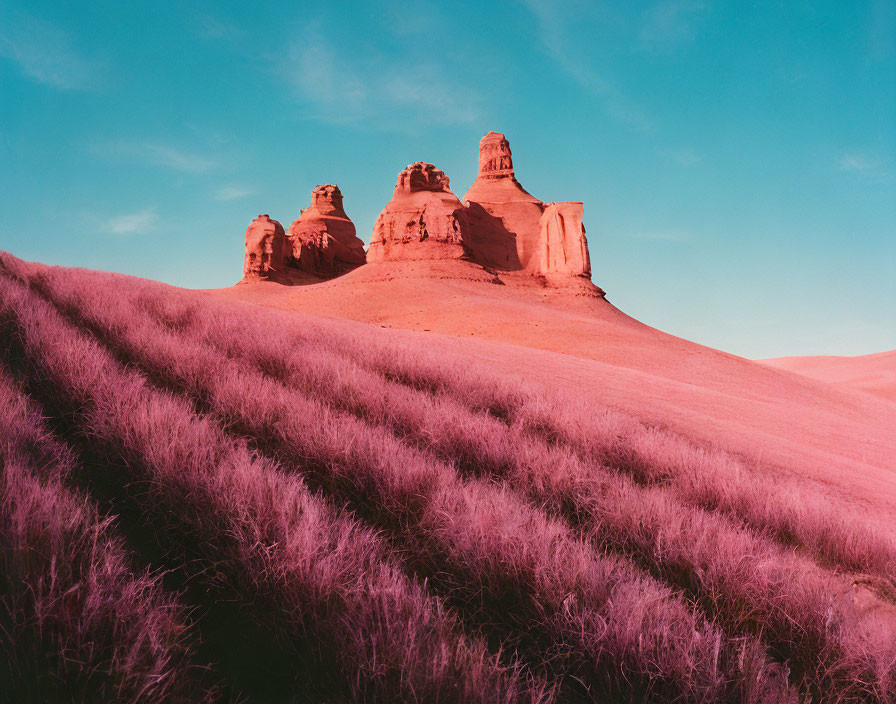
xmin=465 ymin=201 xmax=522 ymax=270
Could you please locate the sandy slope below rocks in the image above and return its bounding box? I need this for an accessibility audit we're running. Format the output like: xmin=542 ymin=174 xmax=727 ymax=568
xmin=207 ymin=259 xmax=896 ymax=512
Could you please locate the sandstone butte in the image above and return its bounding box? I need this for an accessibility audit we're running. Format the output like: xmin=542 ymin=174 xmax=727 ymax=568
xmin=241 ymin=185 xmax=366 ymax=284
xmin=240 ymin=132 xmax=598 ymax=291
xmin=287 ymin=184 xmax=367 ymax=278
xmin=367 ymin=162 xmax=469 ymax=264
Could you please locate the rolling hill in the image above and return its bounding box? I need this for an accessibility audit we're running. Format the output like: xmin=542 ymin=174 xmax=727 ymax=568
xmin=2 ymin=251 xmax=895 ymax=703
xmin=211 ymin=258 xmax=896 ymax=513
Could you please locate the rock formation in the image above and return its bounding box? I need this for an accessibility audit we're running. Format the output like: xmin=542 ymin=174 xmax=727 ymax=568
xmin=240 ymin=186 xmax=364 ymax=284
xmin=536 ymin=202 xmax=591 ymax=277
xmin=287 ymin=184 xmax=366 ymax=278
xmin=239 ymin=133 xmax=597 ymax=288
xmin=367 ymin=162 xmax=471 ymax=263
xmin=242 ymin=214 xmax=288 ymax=283
xmin=463 ymin=132 xmax=593 ymax=279
xmin=462 ymin=132 xmax=547 ymax=271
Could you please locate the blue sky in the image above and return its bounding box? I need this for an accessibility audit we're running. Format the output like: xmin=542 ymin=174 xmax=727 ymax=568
xmin=1 ymin=0 xmax=893 ymax=358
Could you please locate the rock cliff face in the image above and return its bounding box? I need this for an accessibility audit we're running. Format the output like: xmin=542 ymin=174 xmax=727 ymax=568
xmin=462 ymin=132 xmax=547 ymax=271
xmin=287 ymin=184 xmax=366 ymax=278
xmin=242 ymin=214 xmax=288 ymax=283
xmin=536 ymin=202 xmax=591 ymax=277
xmin=367 ymin=162 xmax=471 ymax=263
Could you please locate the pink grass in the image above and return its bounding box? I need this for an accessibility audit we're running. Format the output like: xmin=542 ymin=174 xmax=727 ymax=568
xmin=39 ymin=261 xmax=896 ymax=699
xmin=0 ymin=260 xmax=548 ymax=703
xmin=4 ymin=252 xmax=895 ymax=701
xmin=7 ymin=258 xmax=801 ymax=702
xmin=0 ymin=372 xmax=207 ymax=703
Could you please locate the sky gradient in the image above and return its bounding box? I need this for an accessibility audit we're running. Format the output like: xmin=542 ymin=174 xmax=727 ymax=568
xmin=1 ymin=0 xmax=894 ymax=358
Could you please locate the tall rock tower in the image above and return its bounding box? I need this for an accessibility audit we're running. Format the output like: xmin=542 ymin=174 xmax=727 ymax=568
xmin=463 ymin=131 xmax=592 ymax=279
xmin=462 ymin=132 xmax=546 ymax=270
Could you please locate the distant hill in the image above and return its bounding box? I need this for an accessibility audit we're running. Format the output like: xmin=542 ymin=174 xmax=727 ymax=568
xmin=760 ymin=351 xmax=896 ymax=402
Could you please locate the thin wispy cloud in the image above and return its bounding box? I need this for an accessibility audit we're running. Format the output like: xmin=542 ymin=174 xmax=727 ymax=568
xmin=382 ymin=67 xmax=480 ymax=123
xmin=215 ymin=185 xmax=254 ymax=201
xmin=283 ymin=29 xmax=481 ymax=126
xmin=95 ymin=140 xmax=217 ymax=173
xmin=0 ymin=9 xmax=103 ymax=90
xmin=519 ymin=0 xmax=655 ymax=133
xmin=664 ymin=147 xmax=702 ymax=166
xmin=837 ymin=152 xmax=891 ymax=182
xmin=101 ymin=208 xmax=158 ymax=234
xmin=193 ymin=13 xmax=241 ymax=40
xmin=627 ymin=229 xmax=694 ymax=243
xmin=639 ymin=0 xmax=707 ymax=46
xmin=520 ymin=0 xmax=609 ymax=91
xmin=286 ymin=35 xmax=371 ymax=122
xmin=838 ymin=153 xmax=879 ymax=172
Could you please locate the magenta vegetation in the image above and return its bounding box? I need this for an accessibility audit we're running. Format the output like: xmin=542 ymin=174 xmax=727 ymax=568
xmin=1 ymin=251 xmax=894 ymax=703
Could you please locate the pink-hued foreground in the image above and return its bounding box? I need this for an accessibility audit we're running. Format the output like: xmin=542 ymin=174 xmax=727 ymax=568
xmin=2 ymin=251 xmax=894 ymax=702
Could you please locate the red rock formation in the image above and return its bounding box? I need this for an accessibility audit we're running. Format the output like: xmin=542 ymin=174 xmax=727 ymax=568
xmin=462 ymin=132 xmax=546 ymax=270
xmin=464 ymin=132 xmax=594 ymax=280
xmin=239 ymin=134 xmax=596 ymax=286
xmin=367 ymin=162 xmax=471 ymax=263
xmin=287 ymin=184 xmax=366 ymax=278
xmin=242 ymin=214 xmax=288 ymax=283
xmin=536 ymin=202 xmax=591 ymax=277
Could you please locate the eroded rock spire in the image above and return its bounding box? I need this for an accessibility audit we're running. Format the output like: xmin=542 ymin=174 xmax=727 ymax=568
xmin=366 ymin=162 xmax=471 ymax=263
xmin=462 ymin=131 xmax=593 ymax=279
xmin=287 ymin=184 xmax=366 ymax=278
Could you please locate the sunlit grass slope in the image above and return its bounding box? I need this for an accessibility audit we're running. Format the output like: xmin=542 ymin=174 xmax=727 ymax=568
xmin=1 ymin=252 xmax=894 ymax=703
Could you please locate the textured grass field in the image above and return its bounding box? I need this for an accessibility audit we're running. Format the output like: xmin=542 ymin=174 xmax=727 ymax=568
xmin=1 ymin=252 xmax=894 ymax=703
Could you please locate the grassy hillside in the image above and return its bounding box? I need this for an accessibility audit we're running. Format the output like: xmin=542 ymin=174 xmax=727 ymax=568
xmin=212 ymin=259 xmax=896 ymax=508
xmin=1 ymin=252 xmax=894 ymax=703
